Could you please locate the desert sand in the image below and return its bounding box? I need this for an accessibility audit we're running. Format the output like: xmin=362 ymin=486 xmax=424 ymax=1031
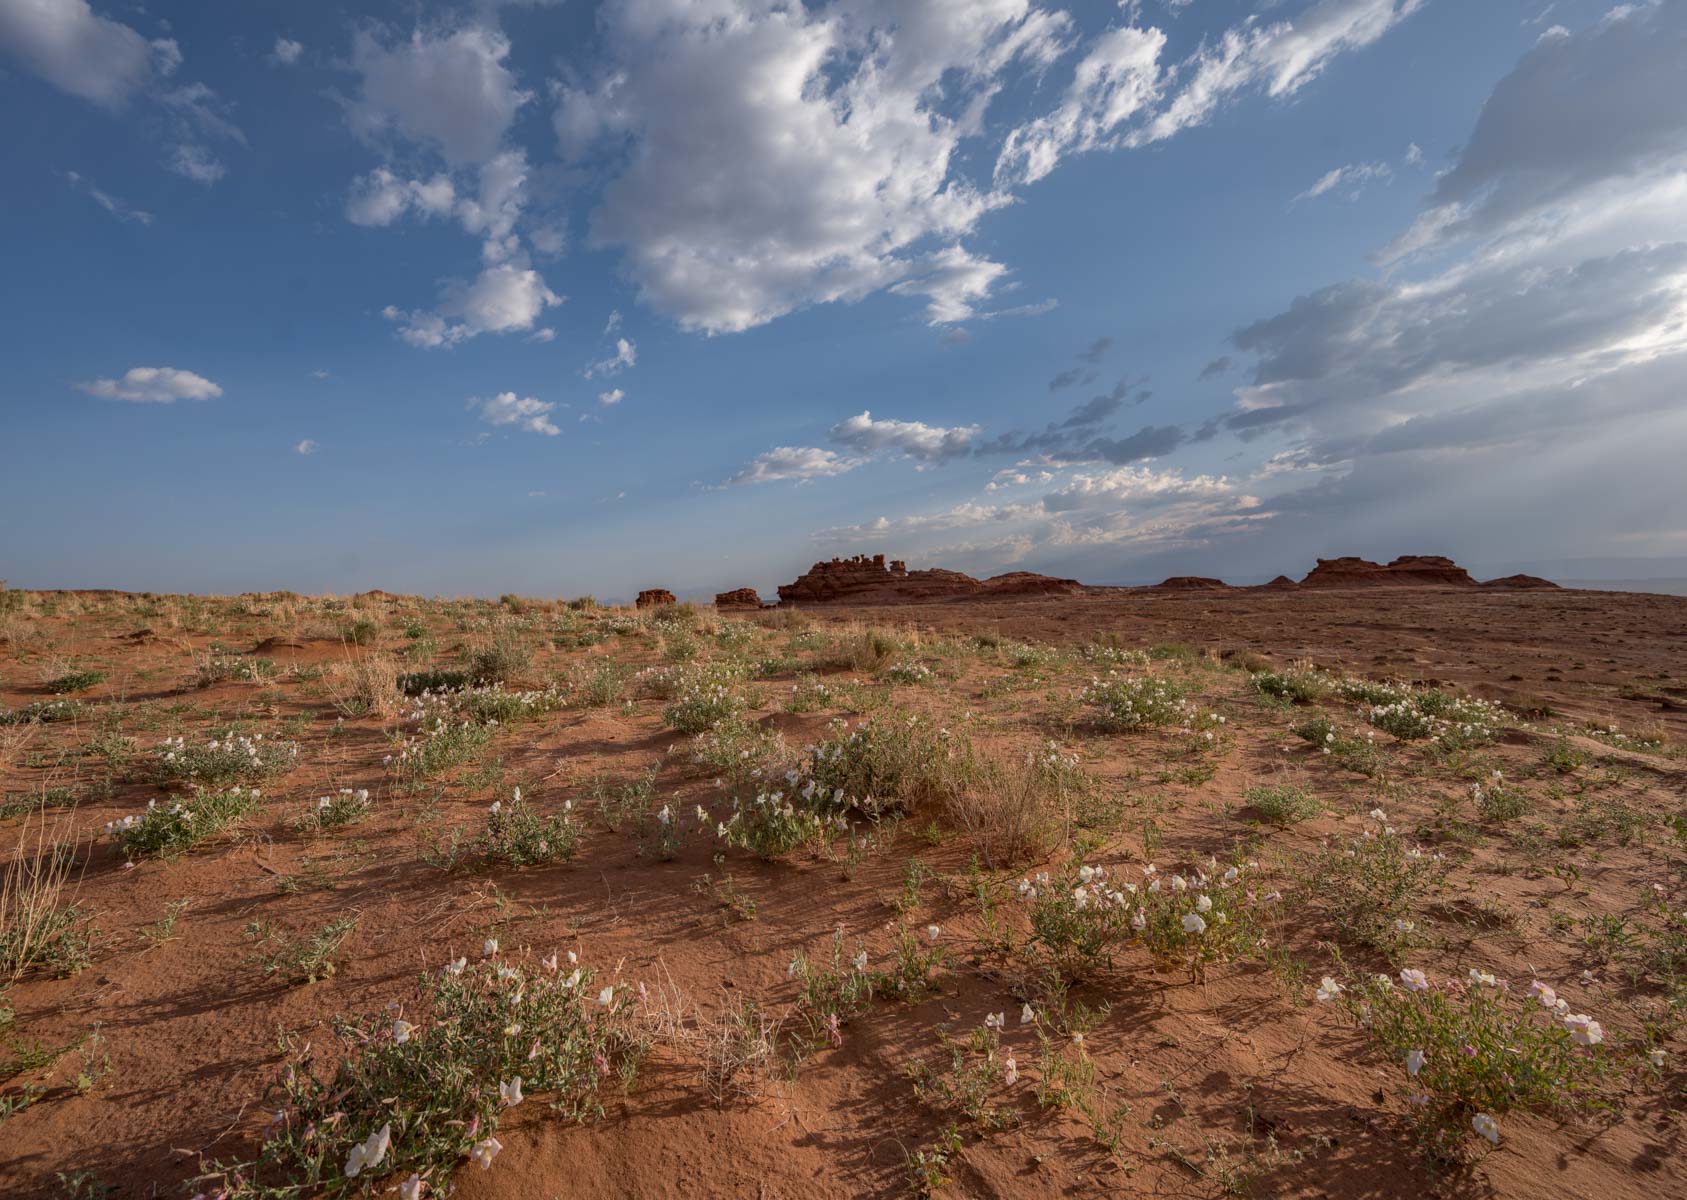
xmin=1 ymin=570 xmax=1684 ymax=1199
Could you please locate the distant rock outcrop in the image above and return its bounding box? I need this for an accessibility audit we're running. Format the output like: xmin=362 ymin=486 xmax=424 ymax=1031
xmin=1481 ymin=574 xmax=1560 ymax=590
xmin=635 ymin=589 xmax=677 ymax=609
xmin=1154 ymin=576 xmax=1231 ymax=590
xmin=978 ymin=571 xmax=1084 ymax=598
xmin=776 ymin=554 xmax=1080 ymax=605
xmin=1260 ymin=575 xmax=1301 ymax=590
xmin=714 ymin=587 xmax=764 ymax=608
xmin=1299 ymin=555 xmax=1477 ymax=588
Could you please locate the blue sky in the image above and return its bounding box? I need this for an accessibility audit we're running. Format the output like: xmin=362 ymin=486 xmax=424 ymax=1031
xmin=3 ymin=0 xmax=1684 ymax=599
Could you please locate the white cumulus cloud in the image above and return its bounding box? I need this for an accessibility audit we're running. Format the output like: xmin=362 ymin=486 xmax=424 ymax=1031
xmin=79 ymin=366 xmax=223 ymax=404
xmin=472 ymin=391 xmax=560 ymax=436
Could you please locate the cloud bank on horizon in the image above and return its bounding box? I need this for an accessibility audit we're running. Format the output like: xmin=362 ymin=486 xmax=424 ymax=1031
xmin=2 ymin=0 xmax=1683 ymax=595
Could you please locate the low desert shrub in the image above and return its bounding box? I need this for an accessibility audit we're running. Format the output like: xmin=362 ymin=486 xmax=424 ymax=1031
xmin=480 ymin=790 xmax=579 ymax=867
xmin=1295 ymin=816 xmax=1446 ymax=957
xmin=1080 ymin=674 xmax=1191 ymax=731
xmin=1250 ymin=665 xmax=1329 ymax=704
xmin=294 ymin=788 xmax=373 ymax=834
xmin=106 ymin=787 xmax=264 ymax=858
xmin=45 ymin=670 xmax=105 ymax=695
xmin=200 ymin=954 xmax=645 ymax=1197
xmin=1321 ymin=965 xmax=1610 ymax=1158
xmin=1244 ymin=783 xmax=1322 ymax=828
xmin=155 ymin=733 xmax=297 ymax=786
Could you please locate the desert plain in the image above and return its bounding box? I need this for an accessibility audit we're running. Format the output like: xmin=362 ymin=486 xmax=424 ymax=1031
xmin=2 ymin=561 xmax=1685 ymax=1200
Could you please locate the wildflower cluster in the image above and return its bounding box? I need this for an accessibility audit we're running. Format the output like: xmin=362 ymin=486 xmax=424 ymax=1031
xmin=1019 ymin=859 xmax=1267 ymax=981
xmin=661 ymin=680 xmax=748 ymax=734
xmin=1079 ymin=674 xmax=1193 ymax=731
xmin=155 ymin=732 xmax=298 ymax=786
xmin=881 ymin=661 xmax=934 ymax=686
xmin=0 ymin=698 xmax=83 ymax=726
xmin=1319 ymin=966 xmax=1610 ymax=1156
xmin=387 ymin=719 xmax=493 ymax=782
xmin=105 ymin=787 xmax=263 ymax=858
xmin=715 ymin=786 xmax=843 ymax=859
xmin=1251 ymin=666 xmax=1329 ymax=704
xmin=481 ymin=789 xmax=579 ymax=867
xmin=1358 ymin=686 xmax=1506 ymax=747
xmin=296 ymin=788 xmax=373 ymax=834
xmin=203 ymin=951 xmax=645 ymax=1197
xmin=447 ymin=684 xmax=564 ymax=725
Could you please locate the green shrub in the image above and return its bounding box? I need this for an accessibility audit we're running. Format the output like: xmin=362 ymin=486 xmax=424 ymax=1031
xmin=1244 ymin=783 xmax=1322 ymax=827
xmin=45 ymin=670 xmax=105 ymax=695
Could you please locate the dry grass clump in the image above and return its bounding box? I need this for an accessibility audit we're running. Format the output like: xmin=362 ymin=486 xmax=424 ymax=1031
xmin=0 ymin=722 xmax=36 ymax=775
xmin=1 ymin=815 xmax=88 ymax=986
xmin=323 ymin=651 xmax=403 ymax=720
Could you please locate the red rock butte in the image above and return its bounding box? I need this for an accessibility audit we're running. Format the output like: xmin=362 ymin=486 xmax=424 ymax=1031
xmin=713 ymin=587 xmax=765 ymax=609
xmin=775 ymin=554 xmax=1082 ymax=606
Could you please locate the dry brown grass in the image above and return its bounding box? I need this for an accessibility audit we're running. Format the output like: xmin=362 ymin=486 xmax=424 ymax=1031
xmin=1 ymin=814 xmax=82 ymax=987
xmin=322 ymin=651 xmax=403 ymax=721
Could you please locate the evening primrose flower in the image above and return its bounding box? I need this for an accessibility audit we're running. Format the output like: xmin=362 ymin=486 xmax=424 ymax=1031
xmin=1181 ymin=912 xmax=1207 ymax=935
xmin=1406 ymin=1049 xmax=1425 ymax=1077
xmin=1400 ymin=968 xmax=1430 ymax=992
xmin=926 ymin=925 xmax=941 ymax=941
xmin=1467 ymin=969 xmax=1498 ymax=988
xmin=1526 ymin=980 xmax=1557 ymax=1008
xmin=1020 ymin=1003 xmax=1035 ymax=1025
xmin=445 ymin=957 xmax=466 ymax=976
xmin=400 ymin=1174 xmax=424 ymax=1200
xmin=1195 ymin=893 xmax=1213 ymax=914
xmin=1648 ymin=1048 xmax=1666 ymax=1067
xmin=1003 ymin=1057 xmax=1018 ymax=1085
xmin=483 ymin=938 xmax=499 ymax=958
xmin=391 ymin=1019 xmax=415 ymax=1044
xmin=985 ymin=1012 xmax=1005 ymax=1030
xmin=1471 ymin=1113 xmax=1500 ymax=1144
xmin=1315 ymin=976 xmax=1343 ymax=1002
xmin=541 ymin=953 xmax=559 ymax=972
xmin=597 ymin=986 xmax=615 ymax=1006
xmin=499 ymin=1077 xmax=524 ymax=1107
xmin=1562 ymin=1013 xmax=1604 ymax=1046
xmin=853 ymin=949 xmax=869 ymax=972
xmin=344 ymin=1123 xmax=392 ymax=1178
xmin=469 ymin=1135 xmax=503 ymax=1169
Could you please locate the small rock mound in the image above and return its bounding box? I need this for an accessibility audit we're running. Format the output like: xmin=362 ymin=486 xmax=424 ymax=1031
xmin=714 ymin=587 xmax=764 ymax=608
xmin=1481 ymin=574 xmax=1560 ymax=590
xmin=1300 ymin=555 xmax=1476 ymax=588
xmin=1259 ymin=575 xmax=1300 ymax=590
xmin=635 ymin=589 xmax=677 ymax=609
xmin=978 ymin=571 xmax=1083 ymax=598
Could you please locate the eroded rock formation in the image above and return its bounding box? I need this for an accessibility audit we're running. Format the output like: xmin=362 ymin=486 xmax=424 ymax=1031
xmin=714 ymin=587 xmax=764 ymax=608
xmin=1300 ymin=555 xmax=1477 ymax=588
xmin=776 ymin=555 xmax=1079 ymax=605
xmin=635 ymin=589 xmax=677 ymax=609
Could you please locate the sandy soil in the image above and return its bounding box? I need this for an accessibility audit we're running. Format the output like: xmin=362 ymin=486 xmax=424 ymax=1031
xmin=1 ymin=585 xmax=1683 ymax=1200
